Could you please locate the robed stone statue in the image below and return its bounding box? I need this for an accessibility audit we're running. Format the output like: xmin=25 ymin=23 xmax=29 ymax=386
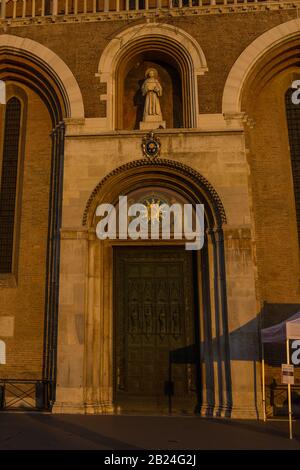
xmin=140 ymin=68 xmax=166 ymax=130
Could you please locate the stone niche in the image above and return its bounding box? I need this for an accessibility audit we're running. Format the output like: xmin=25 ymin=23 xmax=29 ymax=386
xmin=117 ymin=52 xmax=183 ymax=131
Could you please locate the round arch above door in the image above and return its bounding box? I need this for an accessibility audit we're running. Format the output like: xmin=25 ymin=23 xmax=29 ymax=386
xmin=97 ymin=23 xmax=208 ymax=130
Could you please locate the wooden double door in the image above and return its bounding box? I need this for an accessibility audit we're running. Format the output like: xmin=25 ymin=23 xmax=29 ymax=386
xmin=114 ymin=246 xmax=200 ymax=413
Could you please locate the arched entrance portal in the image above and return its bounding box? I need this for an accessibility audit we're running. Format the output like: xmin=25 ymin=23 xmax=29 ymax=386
xmin=111 ymin=182 xmax=201 ymax=413
xmin=114 ymin=245 xmax=198 ymax=413
xmin=55 ymin=158 xmax=231 ymax=416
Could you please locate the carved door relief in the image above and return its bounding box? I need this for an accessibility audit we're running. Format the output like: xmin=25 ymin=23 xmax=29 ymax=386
xmin=114 ymin=247 xmax=199 ymax=413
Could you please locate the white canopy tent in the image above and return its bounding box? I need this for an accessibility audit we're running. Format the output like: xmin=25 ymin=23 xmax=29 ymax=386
xmin=261 ymin=312 xmax=300 ymax=439
xmin=262 ymin=312 xmax=300 ymax=343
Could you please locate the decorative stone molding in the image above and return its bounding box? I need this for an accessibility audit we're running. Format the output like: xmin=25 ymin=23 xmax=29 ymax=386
xmin=0 ymin=273 xmax=17 ymax=289
xmin=222 ymin=18 xmax=300 ymax=115
xmin=0 ymin=34 xmax=84 ymax=118
xmin=63 ymin=118 xmax=85 ymax=127
xmin=223 ymin=112 xmax=255 ymax=128
xmin=60 ymin=228 xmax=89 ymax=240
xmin=72 ymin=161 xmax=231 ymax=416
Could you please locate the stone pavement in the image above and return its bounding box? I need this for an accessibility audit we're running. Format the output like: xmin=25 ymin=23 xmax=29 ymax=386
xmin=0 ymin=413 xmax=300 ymax=450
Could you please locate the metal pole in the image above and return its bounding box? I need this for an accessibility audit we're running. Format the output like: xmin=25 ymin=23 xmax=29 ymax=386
xmin=286 ymin=338 xmax=293 ymax=439
xmin=262 ymin=343 xmax=266 ymax=422
xmin=168 ymin=354 xmax=172 ymax=414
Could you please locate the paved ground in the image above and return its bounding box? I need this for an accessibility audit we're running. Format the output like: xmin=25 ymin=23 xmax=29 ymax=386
xmin=0 ymin=413 xmax=300 ymax=450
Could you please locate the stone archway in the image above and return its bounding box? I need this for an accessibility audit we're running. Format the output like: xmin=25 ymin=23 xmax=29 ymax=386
xmin=54 ymin=158 xmax=232 ymax=416
xmin=97 ymin=23 xmax=208 ymax=130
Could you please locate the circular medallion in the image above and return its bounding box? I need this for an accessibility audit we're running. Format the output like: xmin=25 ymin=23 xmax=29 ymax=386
xmin=142 ymin=131 xmax=161 ymax=159
xmin=139 ymin=194 xmax=169 ymax=223
xmin=146 ymin=139 xmax=159 ymax=157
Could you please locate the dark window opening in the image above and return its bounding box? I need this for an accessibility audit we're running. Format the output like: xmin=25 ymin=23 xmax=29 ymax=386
xmin=0 ymin=97 xmax=22 ymax=273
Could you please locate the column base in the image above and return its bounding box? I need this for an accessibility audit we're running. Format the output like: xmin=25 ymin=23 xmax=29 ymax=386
xmin=229 ymin=405 xmax=260 ymax=419
xmin=52 ymin=402 xmax=86 ymax=414
xmin=199 ymin=403 xmax=261 ymax=419
xmin=52 ymin=401 xmax=114 ymax=415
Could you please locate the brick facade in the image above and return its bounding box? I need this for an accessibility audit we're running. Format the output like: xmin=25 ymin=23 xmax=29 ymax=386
xmin=0 ymin=8 xmax=300 ymax=416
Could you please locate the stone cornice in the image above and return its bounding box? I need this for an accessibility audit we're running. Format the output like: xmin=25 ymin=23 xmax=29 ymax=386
xmin=0 ymin=3 xmax=299 ymax=28
xmin=64 ymin=128 xmax=244 ymax=137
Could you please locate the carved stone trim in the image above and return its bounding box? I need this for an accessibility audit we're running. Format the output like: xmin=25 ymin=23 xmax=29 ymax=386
xmin=1 ymin=3 xmax=299 ymax=28
xmin=60 ymin=228 xmax=89 ymax=240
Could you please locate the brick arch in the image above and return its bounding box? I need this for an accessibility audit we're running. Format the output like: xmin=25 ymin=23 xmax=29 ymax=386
xmin=222 ymin=18 xmax=300 ymax=115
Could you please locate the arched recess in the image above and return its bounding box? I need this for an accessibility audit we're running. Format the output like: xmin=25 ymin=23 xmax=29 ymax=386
xmin=223 ymin=19 xmax=300 ymax=322
xmin=0 ymin=35 xmax=84 ymax=408
xmin=222 ymin=18 xmax=300 ymax=116
xmin=76 ymin=158 xmax=232 ymax=416
xmin=0 ymin=34 xmax=84 ymax=120
xmin=98 ymin=23 xmax=208 ymax=130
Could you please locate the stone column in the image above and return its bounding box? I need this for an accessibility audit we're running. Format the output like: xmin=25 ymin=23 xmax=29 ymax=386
xmin=201 ymin=228 xmax=232 ymax=418
xmin=198 ymin=234 xmax=216 ymax=417
xmin=52 ymin=229 xmax=88 ymax=413
xmin=199 ymin=225 xmax=261 ymax=419
xmin=83 ymin=236 xmax=114 ymax=414
xmin=223 ymin=226 xmax=262 ymax=419
xmin=0 ymin=103 xmax=5 ymax=172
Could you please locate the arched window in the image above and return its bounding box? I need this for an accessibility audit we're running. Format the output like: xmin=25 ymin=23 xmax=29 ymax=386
xmin=0 ymin=97 xmax=22 ymax=273
xmin=285 ymin=88 xmax=300 ymax=243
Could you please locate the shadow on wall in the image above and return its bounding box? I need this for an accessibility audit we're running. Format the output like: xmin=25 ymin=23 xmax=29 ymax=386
xmin=176 ymin=303 xmax=300 ymax=418
xmin=223 ymin=303 xmax=300 ymax=417
xmin=213 ymin=303 xmax=300 ymax=360
xmin=261 ymin=303 xmax=300 ymax=417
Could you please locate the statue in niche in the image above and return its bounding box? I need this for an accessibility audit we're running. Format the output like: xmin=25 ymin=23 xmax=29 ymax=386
xmin=140 ymin=68 xmax=166 ymax=130
xmin=142 ymin=69 xmax=162 ymax=119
